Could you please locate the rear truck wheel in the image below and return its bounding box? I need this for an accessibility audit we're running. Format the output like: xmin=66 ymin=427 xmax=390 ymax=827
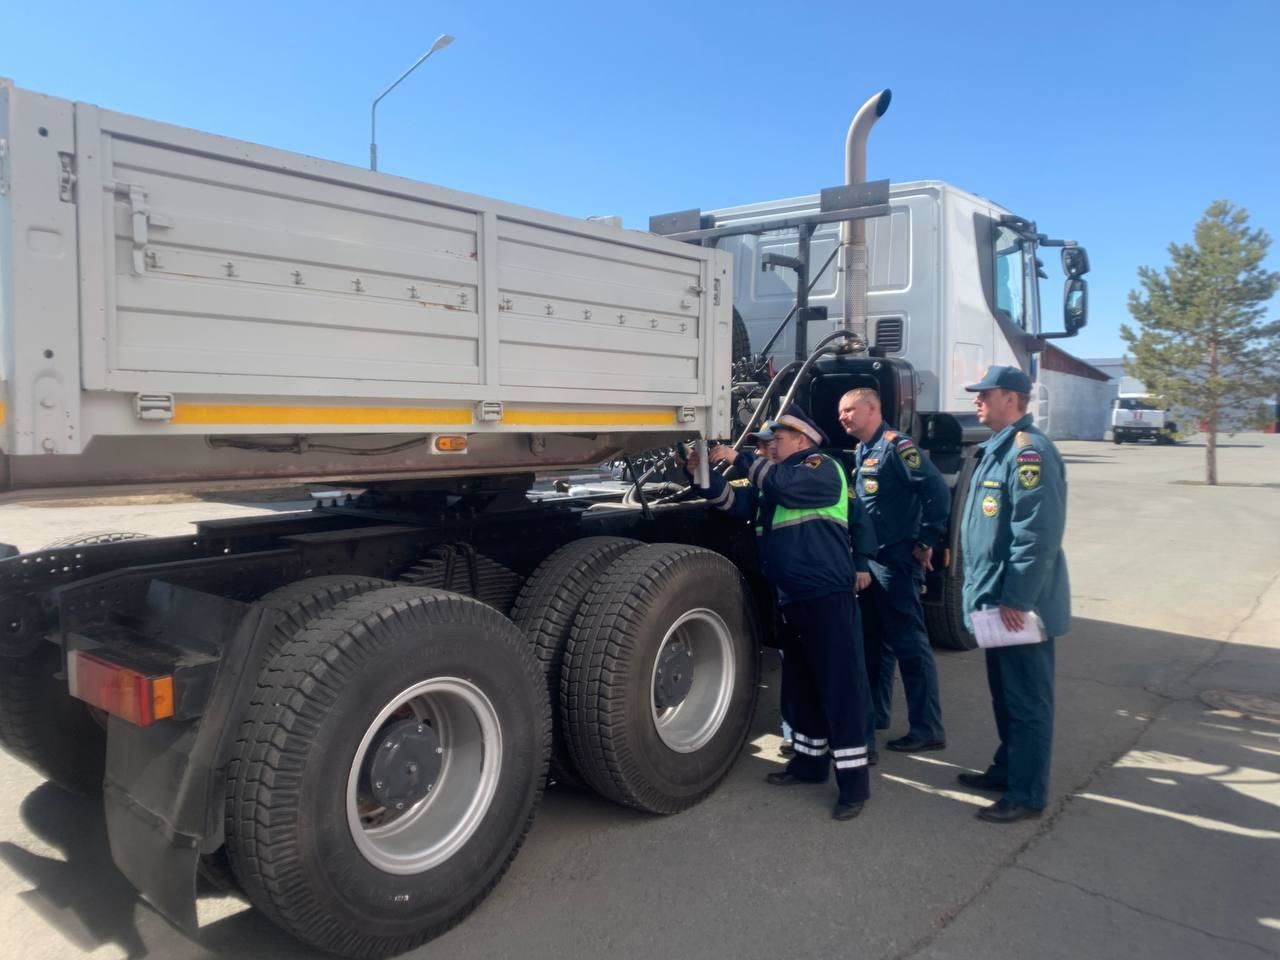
xmin=732 ymin=306 xmax=751 ymax=362
xmin=510 ymin=537 xmax=643 ymax=788
xmin=226 ymin=586 xmax=549 ymax=959
xmin=0 ymin=640 xmax=106 ymax=796
xmin=1112 ymin=434 xmax=1122 ymax=444
xmin=225 ymin=575 xmax=395 ymax=877
xmin=561 ymin=544 xmax=759 ymax=814
xmin=924 ymin=548 xmax=977 ymax=651
xmin=925 ymin=456 xmax=978 ymax=652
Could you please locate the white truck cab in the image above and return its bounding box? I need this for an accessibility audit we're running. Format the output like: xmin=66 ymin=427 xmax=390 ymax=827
xmin=1111 ymin=393 xmax=1177 ymax=444
xmin=718 ymin=182 xmax=1046 ymax=418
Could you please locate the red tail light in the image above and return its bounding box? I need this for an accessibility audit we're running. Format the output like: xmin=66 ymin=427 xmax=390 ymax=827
xmin=67 ymin=650 xmax=175 ymax=727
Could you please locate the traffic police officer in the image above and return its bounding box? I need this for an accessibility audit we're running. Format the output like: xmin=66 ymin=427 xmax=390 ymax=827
xmin=959 ymin=366 xmax=1070 ymax=823
xmin=687 ymin=405 xmax=872 ymax=820
xmin=838 ymin=388 xmax=950 ymax=754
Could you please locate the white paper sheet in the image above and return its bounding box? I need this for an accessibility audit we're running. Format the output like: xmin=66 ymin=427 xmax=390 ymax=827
xmin=971 ymin=608 xmax=1046 ymax=648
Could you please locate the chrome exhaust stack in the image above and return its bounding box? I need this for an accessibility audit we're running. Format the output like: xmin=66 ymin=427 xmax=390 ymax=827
xmin=840 ymin=89 xmax=892 ymax=351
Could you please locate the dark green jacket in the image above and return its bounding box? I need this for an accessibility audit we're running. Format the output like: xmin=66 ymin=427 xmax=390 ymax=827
xmin=960 ymin=414 xmax=1071 ymax=637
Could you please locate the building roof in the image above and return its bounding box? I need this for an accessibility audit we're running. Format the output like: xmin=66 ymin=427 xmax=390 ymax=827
xmin=1040 ymin=344 xmax=1111 ymax=382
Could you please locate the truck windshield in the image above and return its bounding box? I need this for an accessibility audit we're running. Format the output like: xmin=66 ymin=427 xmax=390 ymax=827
xmin=1116 ymin=398 xmax=1159 ymax=411
xmin=994 ymin=226 xmax=1030 ymax=329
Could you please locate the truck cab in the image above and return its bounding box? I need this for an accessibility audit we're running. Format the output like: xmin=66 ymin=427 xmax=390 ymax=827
xmin=1111 ymin=393 xmax=1177 ymax=444
xmin=712 ymin=181 xmax=1087 ymax=467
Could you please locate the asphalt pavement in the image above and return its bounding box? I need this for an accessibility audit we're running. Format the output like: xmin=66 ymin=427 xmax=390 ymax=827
xmin=1 ymin=436 xmax=1277 ymax=960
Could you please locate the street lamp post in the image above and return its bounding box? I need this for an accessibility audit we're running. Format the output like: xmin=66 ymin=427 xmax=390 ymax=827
xmin=370 ymin=33 xmax=455 ymax=172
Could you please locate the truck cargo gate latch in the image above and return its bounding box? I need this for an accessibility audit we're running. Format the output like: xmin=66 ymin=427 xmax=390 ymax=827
xmin=135 ymin=394 xmax=175 ymax=421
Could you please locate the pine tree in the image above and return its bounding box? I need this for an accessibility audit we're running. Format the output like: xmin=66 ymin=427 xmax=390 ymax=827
xmin=1122 ymin=201 xmax=1280 ymax=485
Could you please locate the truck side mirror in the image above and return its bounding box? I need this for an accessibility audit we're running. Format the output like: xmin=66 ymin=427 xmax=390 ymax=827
xmin=1062 ymin=245 xmax=1090 ymax=278
xmin=1064 ymin=277 xmax=1088 ymax=333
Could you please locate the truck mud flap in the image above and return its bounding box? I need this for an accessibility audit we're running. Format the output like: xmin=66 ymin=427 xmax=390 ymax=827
xmin=89 ymin=584 xmax=280 ymax=931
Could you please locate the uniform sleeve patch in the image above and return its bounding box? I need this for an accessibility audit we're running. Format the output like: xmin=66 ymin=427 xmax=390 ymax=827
xmin=1017 ymin=464 xmax=1042 ymax=489
xmin=803 ymin=453 xmax=824 ymax=468
xmin=1016 ymin=451 xmax=1042 ymax=464
xmin=895 ymin=436 xmax=922 ymax=469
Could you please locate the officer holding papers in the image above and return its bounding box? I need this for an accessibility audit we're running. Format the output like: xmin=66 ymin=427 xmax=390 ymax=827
xmin=959 ymin=366 xmax=1071 ymax=823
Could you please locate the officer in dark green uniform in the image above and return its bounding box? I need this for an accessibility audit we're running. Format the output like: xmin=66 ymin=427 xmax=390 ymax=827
xmin=958 ymin=366 xmax=1070 ymax=823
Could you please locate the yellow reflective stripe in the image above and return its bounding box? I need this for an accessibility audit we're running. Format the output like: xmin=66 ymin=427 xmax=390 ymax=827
xmin=0 ymin=400 xmax=5 ymax=426
xmin=503 ymin=409 xmax=677 ymax=427
xmin=171 ymin=404 xmax=473 ymax=426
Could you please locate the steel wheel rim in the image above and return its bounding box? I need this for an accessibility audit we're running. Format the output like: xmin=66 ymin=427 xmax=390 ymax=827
xmin=346 ymin=677 xmax=502 ymax=874
xmin=650 ymin=608 xmax=735 ymax=753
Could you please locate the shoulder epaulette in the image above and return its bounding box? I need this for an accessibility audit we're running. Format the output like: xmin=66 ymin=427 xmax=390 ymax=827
xmin=1015 ymin=431 xmax=1033 ymax=448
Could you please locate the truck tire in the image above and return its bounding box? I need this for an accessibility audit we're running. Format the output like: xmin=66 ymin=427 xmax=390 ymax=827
xmin=924 ymin=548 xmax=977 ymax=651
xmin=510 ymin=536 xmax=643 ymax=787
xmin=0 ymin=641 xmax=106 ymax=796
xmin=225 ymin=575 xmax=395 ymax=858
xmin=924 ymin=456 xmax=978 ymax=652
xmin=732 ymin=307 xmax=751 ymax=362
xmin=561 ymin=544 xmax=759 ymax=814
xmin=226 ymin=586 xmax=549 ymax=958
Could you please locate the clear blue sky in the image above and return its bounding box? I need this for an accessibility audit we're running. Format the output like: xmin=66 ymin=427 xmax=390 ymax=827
xmin=3 ymin=0 xmax=1277 ymax=359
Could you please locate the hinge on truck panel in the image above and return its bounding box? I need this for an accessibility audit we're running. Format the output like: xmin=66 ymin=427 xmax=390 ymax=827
xmin=115 ymin=182 xmax=173 ymax=275
xmin=678 ymin=405 xmax=697 ymax=423
xmin=476 ymin=401 xmax=503 ymax=422
xmin=58 ymin=153 xmax=77 ymax=202
xmin=713 ymin=278 xmax=721 ymax=306
xmin=134 ymin=393 xmax=175 ymax=421
xmin=0 ymin=139 xmax=8 ymax=196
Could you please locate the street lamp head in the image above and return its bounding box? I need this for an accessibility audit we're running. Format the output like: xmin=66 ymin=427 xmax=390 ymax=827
xmin=370 ymin=32 xmax=456 ymax=171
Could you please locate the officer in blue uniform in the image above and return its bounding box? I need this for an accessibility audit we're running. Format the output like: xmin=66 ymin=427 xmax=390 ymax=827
xmin=838 ymin=388 xmax=950 ymax=754
xmin=687 ymin=405 xmax=872 ymax=820
xmin=958 ymin=366 xmax=1070 ymax=823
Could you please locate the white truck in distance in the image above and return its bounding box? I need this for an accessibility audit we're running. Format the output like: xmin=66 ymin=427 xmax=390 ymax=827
xmin=0 ymin=80 xmax=1088 ymax=958
xmin=1111 ymin=393 xmax=1177 ymax=444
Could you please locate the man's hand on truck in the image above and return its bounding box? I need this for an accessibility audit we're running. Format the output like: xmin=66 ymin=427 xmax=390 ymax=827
xmin=708 ymin=444 xmax=738 ymax=466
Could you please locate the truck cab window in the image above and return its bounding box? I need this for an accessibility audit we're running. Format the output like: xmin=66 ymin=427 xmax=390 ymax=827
xmin=994 ymin=226 xmax=1029 ymax=328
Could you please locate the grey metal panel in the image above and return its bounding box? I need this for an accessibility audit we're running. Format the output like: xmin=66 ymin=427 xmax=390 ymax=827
xmin=819 ymin=179 xmax=890 ymax=212
xmin=99 ymin=137 xmax=483 ymax=388
xmin=71 ymin=100 xmax=722 ymax=413
xmin=0 ymin=80 xmax=734 ymax=499
xmin=496 ymin=219 xmax=704 ymax=400
xmin=0 ymin=82 xmax=82 ymax=455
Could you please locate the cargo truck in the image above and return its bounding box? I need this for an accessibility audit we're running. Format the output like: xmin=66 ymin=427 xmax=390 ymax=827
xmin=1111 ymin=392 xmax=1177 ymax=443
xmin=0 ymin=80 xmax=1087 ymax=957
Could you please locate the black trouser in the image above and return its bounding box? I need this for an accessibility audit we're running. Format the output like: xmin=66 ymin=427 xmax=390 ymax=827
xmin=779 ymin=591 xmax=870 ymax=804
xmin=865 ymin=541 xmax=945 ymax=742
xmin=984 ymin=637 xmax=1055 ymax=809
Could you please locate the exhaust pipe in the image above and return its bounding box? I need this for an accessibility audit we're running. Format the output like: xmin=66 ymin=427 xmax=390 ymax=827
xmin=840 ymin=89 xmax=892 ymax=351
